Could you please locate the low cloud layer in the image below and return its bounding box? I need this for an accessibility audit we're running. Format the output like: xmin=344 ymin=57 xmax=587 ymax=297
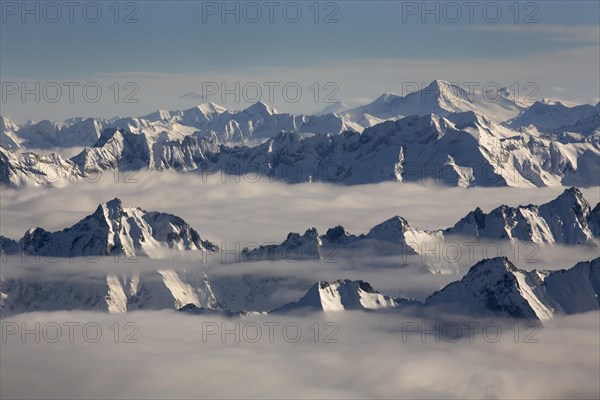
xmin=3 ymin=173 xmax=598 ymax=300
xmin=2 ymin=176 xmax=599 ymax=398
xmin=1 ymin=310 xmax=598 ymax=399
xmin=2 ymin=173 xmax=598 ymax=305
xmin=2 ymin=171 xmax=598 ymax=246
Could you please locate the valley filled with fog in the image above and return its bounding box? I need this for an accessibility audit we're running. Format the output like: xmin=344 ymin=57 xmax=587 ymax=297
xmin=2 ymin=310 xmax=599 ymax=399
xmin=2 ymin=174 xmax=599 ymax=398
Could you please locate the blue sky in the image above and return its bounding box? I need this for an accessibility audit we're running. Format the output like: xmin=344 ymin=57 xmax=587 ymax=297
xmin=1 ymin=1 xmax=599 ymax=122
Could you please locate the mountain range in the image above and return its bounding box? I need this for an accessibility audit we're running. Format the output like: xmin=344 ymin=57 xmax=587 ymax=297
xmin=1 ymin=187 xmax=597 ymax=282
xmin=2 ymin=80 xmax=598 ymax=188
xmin=3 ymin=188 xmax=595 ymax=264
xmin=507 ymin=99 xmax=600 ymax=137
xmin=1 ymin=191 xmax=598 ymax=318
xmin=2 ymin=256 xmax=597 ymax=321
xmin=273 ymin=279 xmax=399 ymax=313
xmin=3 ymin=80 xmax=597 ymax=153
xmin=241 ymin=188 xmax=599 ymax=268
xmin=1 ymin=80 xmax=599 ymax=321
xmin=424 ymin=256 xmax=600 ymax=320
xmin=0 ymin=268 xmax=219 ymax=315
xmin=1 ymin=198 xmax=217 ymax=258
xmin=214 ymin=256 xmax=600 ymax=320
xmin=341 ymin=80 xmax=529 ymax=123
xmin=0 ymin=101 xmax=360 ymax=151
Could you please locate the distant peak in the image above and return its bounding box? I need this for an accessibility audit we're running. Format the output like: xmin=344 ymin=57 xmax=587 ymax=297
xmin=0 ymin=116 xmax=20 ymax=131
xmin=373 ymin=92 xmax=400 ymax=104
xmin=424 ymin=80 xmax=471 ymax=102
xmin=197 ymin=102 xmax=227 ymax=114
xmin=470 ymin=256 xmax=518 ymax=274
xmin=317 ymin=279 xmax=377 ymax=294
xmin=564 ymin=186 xmax=583 ymax=195
xmin=95 ymin=127 xmax=125 ymax=147
xmin=536 ymin=98 xmax=570 ymax=108
xmin=425 ymin=79 xmax=464 ymax=93
xmin=303 ymin=227 xmax=319 ymax=238
xmin=427 ymin=79 xmax=452 ymax=89
xmin=324 ymin=225 xmax=349 ymax=241
xmin=383 ymin=215 xmax=410 ymax=227
xmin=105 ymin=197 xmax=123 ymax=208
xmin=366 ymin=216 xmax=412 ymax=241
xmin=25 ymin=227 xmax=46 ymax=236
xmin=243 ymin=101 xmax=278 ymax=116
xmin=95 ymin=198 xmax=124 ymax=219
xmin=555 ymin=187 xmax=585 ymax=203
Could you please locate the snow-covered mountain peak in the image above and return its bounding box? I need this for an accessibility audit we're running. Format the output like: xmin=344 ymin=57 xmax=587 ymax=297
xmin=94 ymin=127 xmax=125 ymax=147
xmin=303 ymin=227 xmax=320 ymax=239
xmin=241 ymin=226 xmax=322 ymax=262
xmin=16 ymin=199 xmax=218 ymax=258
xmin=426 ymin=256 xmax=544 ymax=319
xmin=318 ymin=99 xmax=372 ymax=115
xmin=467 ymin=256 xmax=519 ymax=276
xmin=99 ymin=197 xmax=125 ymax=214
xmin=552 ymin=186 xmax=586 ymax=203
xmin=540 ymin=187 xmax=589 ymax=217
xmin=366 ymin=216 xmax=411 ymax=241
xmin=141 ymin=109 xmax=174 ymax=122
xmin=541 ymin=187 xmax=592 ymax=236
xmin=243 ymin=101 xmax=278 ymax=117
xmin=319 ymin=279 xmax=377 ymax=294
xmin=0 ymin=116 xmax=22 ymax=150
xmin=0 ymin=116 xmax=19 ymax=132
xmin=275 ymin=279 xmax=398 ymax=312
xmin=507 ymin=100 xmax=599 ymax=135
xmin=284 ymin=227 xmax=321 ymax=246
xmin=322 ymin=225 xmax=352 ymax=243
xmin=424 ymin=79 xmax=472 ymax=103
xmin=22 ymin=227 xmax=46 ymax=239
xmin=33 ymin=119 xmax=62 ymax=131
xmin=372 ymin=92 xmax=401 ymax=105
xmin=363 ymin=215 xmax=443 ymax=259
xmin=496 ymin=87 xmax=530 ymax=107
xmin=92 ymin=197 xmax=130 ymax=232
xmin=426 ymin=257 xmax=600 ymax=320
xmin=343 ymin=80 xmax=528 ymax=123
xmin=446 ymin=188 xmax=596 ymax=245
xmin=196 ymin=102 xmax=228 ymax=115
xmin=539 ymin=98 xmax=565 ymax=106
